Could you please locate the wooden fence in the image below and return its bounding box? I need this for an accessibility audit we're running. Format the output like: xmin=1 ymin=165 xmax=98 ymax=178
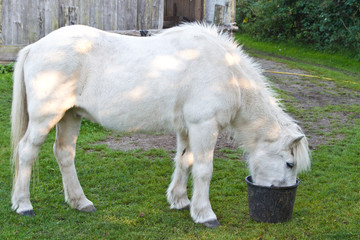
xmin=0 ymin=0 xmax=164 ymax=60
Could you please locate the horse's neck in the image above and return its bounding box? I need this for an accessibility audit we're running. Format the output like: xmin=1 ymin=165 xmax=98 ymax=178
xmin=235 ymin=89 xmax=288 ymax=150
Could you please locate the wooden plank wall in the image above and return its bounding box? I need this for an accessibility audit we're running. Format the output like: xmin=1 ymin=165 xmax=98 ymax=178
xmin=0 ymin=0 xmax=237 ymax=61
xmin=1 ymin=0 xmax=164 ymax=46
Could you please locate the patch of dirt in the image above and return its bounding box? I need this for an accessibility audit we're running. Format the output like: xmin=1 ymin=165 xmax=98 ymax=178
xmin=97 ymin=133 xmax=236 ymax=158
xmin=256 ymin=58 xmax=360 ymax=109
xmin=98 ymin=134 xmax=177 ymax=152
xmin=256 ymin=57 xmax=360 ymax=148
xmin=96 ymin=57 xmax=360 ymax=153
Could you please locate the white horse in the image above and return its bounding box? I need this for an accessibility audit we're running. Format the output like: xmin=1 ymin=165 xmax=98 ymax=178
xmin=11 ymin=23 xmax=310 ymax=228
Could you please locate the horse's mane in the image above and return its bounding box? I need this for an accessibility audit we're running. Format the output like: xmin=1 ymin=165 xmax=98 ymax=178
xmin=156 ymin=22 xmax=238 ymax=54
xmin=156 ymin=22 xmax=224 ymax=38
xmin=158 ymin=22 xmax=277 ymax=103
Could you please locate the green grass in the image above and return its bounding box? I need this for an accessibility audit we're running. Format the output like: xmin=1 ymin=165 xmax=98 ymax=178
xmin=236 ymin=34 xmax=360 ymax=92
xmin=235 ymin=33 xmax=360 ymax=74
xmin=1 ymin=39 xmax=360 ymax=240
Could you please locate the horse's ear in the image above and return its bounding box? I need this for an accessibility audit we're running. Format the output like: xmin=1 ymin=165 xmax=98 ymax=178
xmin=289 ymin=134 xmax=311 ymax=173
xmin=289 ymin=135 xmax=304 ymax=148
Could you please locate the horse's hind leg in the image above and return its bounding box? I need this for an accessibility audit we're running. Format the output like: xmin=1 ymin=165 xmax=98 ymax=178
xmin=167 ymin=131 xmax=192 ymax=210
xmin=12 ymin=121 xmax=58 ymax=215
xmin=53 ymin=109 xmax=95 ymax=212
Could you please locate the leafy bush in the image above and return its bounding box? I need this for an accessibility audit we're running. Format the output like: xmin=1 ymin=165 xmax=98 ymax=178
xmin=236 ymin=0 xmax=360 ymax=59
xmin=0 ymin=62 xmax=14 ymax=74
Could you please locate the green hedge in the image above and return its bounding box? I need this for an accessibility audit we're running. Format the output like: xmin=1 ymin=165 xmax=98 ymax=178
xmin=0 ymin=63 xmax=14 ymax=74
xmin=236 ymin=0 xmax=360 ymax=59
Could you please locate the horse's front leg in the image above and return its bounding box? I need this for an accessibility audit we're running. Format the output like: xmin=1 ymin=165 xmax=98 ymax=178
xmin=188 ymin=119 xmax=220 ymax=228
xmin=167 ymin=132 xmax=192 ymax=210
xmin=53 ymin=110 xmax=96 ymax=212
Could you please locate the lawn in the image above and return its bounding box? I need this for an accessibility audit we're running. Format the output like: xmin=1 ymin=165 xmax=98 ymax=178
xmin=0 ymin=37 xmax=359 ymax=239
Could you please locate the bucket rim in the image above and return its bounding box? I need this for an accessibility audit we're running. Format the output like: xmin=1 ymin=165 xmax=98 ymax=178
xmin=245 ymin=175 xmax=300 ymax=190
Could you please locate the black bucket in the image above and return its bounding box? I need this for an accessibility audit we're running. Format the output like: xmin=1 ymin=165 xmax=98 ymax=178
xmin=245 ymin=175 xmax=300 ymax=223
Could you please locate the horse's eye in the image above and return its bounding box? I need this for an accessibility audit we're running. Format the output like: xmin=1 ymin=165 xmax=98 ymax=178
xmin=286 ymin=162 xmax=295 ymax=168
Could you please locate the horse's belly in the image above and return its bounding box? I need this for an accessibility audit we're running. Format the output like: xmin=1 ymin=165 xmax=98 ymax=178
xmin=103 ymin=103 xmax=175 ymax=132
xmin=76 ymin=94 xmax=177 ymax=132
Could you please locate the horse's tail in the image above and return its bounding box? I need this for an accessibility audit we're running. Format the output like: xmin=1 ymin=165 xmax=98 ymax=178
xmin=11 ymin=45 xmax=31 ymax=189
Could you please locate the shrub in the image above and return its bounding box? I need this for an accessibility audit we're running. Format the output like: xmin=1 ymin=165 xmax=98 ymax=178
xmin=236 ymin=0 xmax=360 ymax=59
xmin=0 ymin=62 xmax=14 ymax=74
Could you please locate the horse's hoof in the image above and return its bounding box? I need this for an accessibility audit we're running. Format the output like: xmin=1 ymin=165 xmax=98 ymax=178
xmin=19 ymin=210 xmax=35 ymax=217
xmin=80 ymin=205 xmax=97 ymax=212
xmin=179 ymin=205 xmax=190 ymax=210
xmin=202 ymin=219 xmax=220 ymax=228
xmin=170 ymin=204 xmax=190 ymax=210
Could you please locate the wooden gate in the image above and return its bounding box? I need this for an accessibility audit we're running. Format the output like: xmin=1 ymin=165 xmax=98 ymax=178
xmin=164 ymin=0 xmax=203 ymax=28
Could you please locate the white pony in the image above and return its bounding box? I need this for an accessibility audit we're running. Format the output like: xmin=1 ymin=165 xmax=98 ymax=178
xmin=11 ymin=23 xmax=310 ymax=228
